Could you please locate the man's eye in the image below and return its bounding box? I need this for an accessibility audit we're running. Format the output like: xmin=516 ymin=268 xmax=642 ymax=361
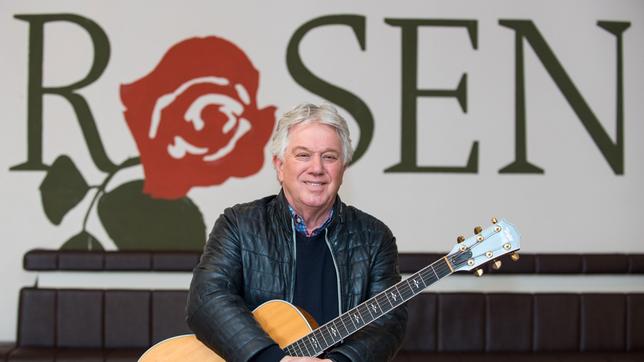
xmin=296 ymin=153 xmax=310 ymax=158
xmin=323 ymin=154 xmax=338 ymax=160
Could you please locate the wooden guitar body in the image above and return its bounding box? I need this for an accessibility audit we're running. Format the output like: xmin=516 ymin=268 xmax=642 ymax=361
xmin=139 ymin=300 xmax=314 ymax=362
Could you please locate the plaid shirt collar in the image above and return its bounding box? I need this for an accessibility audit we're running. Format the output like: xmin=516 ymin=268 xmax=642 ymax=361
xmin=287 ymin=205 xmax=334 ymax=237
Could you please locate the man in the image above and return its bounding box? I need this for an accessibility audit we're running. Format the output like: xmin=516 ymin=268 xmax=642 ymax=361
xmin=187 ymin=103 xmax=407 ymax=362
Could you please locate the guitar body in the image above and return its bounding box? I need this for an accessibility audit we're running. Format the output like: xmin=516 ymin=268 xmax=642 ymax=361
xmin=139 ymin=300 xmax=315 ymax=362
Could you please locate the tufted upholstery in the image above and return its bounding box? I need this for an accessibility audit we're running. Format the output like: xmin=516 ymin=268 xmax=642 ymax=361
xmin=2 ymin=288 xmax=643 ymax=361
xmin=6 ymin=288 xmax=190 ymax=362
xmin=5 ymin=250 xmax=643 ymax=361
xmin=399 ymin=292 xmax=644 ymax=361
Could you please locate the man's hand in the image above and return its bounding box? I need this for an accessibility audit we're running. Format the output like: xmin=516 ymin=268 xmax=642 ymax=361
xmin=280 ymin=357 xmax=332 ymax=362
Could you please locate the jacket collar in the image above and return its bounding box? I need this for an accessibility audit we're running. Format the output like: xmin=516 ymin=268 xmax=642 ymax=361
xmin=274 ymin=189 xmax=345 ymax=233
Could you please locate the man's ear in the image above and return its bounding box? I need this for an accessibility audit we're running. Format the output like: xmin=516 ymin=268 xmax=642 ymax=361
xmin=273 ymin=155 xmax=284 ymax=183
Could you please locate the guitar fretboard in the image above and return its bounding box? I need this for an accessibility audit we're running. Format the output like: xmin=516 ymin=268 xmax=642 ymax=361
xmin=283 ymin=257 xmax=453 ymax=357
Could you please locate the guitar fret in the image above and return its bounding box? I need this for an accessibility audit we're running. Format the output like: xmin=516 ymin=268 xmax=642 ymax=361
xmin=396 ymin=283 xmax=409 ymax=301
xmin=353 ymin=307 xmax=367 ymax=326
xmin=430 ymin=264 xmax=440 ymax=280
xmin=420 ymin=269 xmax=437 ymax=286
xmin=407 ymin=275 xmax=425 ymax=294
xmin=406 ymin=278 xmax=422 ymax=295
xmin=340 ymin=313 xmax=356 ymax=333
xmin=383 ymin=287 xmax=397 ymax=307
xmin=301 ymin=338 xmax=311 ymax=356
xmin=375 ymin=293 xmax=393 ymax=311
xmin=293 ymin=344 xmax=303 ymax=357
xmin=307 ymin=334 xmax=322 ymax=355
xmin=345 ymin=309 xmax=359 ymax=330
xmin=329 ymin=319 xmax=342 ymax=341
xmin=287 ymin=341 xmax=297 ymax=356
xmin=348 ymin=313 xmax=360 ymax=332
xmin=421 ymin=268 xmax=437 ymax=284
xmin=362 ymin=305 xmax=373 ymax=320
xmin=367 ymin=298 xmax=383 ymax=316
xmin=335 ymin=317 xmax=350 ymax=338
xmin=314 ymin=329 xmax=328 ymax=352
xmin=400 ymin=281 xmax=414 ymax=300
xmin=317 ymin=327 xmax=331 ymax=349
xmin=299 ymin=337 xmax=312 ymax=357
xmin=359 ymin=303 xmax=374 ymax=322
xmin=387 ymin=286 xmax=402 ymax=305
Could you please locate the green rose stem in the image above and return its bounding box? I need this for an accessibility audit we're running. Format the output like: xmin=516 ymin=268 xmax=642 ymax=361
xmin=80 ymin=157 xmax=141 ymax=241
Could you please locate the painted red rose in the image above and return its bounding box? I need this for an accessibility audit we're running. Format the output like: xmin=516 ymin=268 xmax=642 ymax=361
xmin=120 ymin=36 xmax=276 ymax=199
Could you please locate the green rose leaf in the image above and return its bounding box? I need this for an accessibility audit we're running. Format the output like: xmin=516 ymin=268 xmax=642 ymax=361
xmin=40 ymin=155 xmax=90 ymax=225
xmin=97 ymin=180 xmax=206 ymax=250
xmin=61 ymin=231 xmax=104 ymax=251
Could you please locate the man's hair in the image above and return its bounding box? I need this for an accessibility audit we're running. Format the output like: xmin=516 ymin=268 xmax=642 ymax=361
xmin=270 ymin=103 xmax=353 ymax=165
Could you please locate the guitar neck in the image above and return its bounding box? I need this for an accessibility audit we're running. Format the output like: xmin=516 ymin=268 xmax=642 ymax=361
xmin=283 ymin=256 xmax=454 ymax=357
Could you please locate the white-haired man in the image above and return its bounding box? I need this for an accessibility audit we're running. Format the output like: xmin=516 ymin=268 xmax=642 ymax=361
xmin=187 ymin=103 xmax=407 ymax=362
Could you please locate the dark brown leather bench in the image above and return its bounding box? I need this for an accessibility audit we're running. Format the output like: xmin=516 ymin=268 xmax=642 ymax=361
xmin=5 ymin=288 xmax=189 ymax=362
xmin=398 ymin=292 xmax=644 ymax=361
xmin=3 ymin=288 xmax=643 ymax=361
xmin=1 ymin=250 xmax=642 ymax=361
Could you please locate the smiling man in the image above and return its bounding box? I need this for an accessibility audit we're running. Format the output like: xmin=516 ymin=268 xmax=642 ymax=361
xmin=187 ymin=103 xmax=407 ymax=362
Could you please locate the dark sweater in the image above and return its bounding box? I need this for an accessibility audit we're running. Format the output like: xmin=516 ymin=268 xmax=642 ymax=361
xmin=250 ymin=231 xmax=349 ymax=362
xmin=293 ymin=231 xmax=339 ymax=326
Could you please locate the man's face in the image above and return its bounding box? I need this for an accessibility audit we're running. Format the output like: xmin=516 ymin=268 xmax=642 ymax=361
xmin=273 ymin=121 xmax=345 ymax=216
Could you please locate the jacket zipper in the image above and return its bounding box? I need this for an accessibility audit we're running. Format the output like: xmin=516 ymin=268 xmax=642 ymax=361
xmin=289 ymin=218 xmax=297 ymax=303
xmin=324 ymin=228 xmax=343 ymax=315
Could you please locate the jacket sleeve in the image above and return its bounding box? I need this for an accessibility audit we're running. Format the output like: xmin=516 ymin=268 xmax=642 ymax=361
xmin=186 ymin=208 xmax=278 ymax=362
xmin=330 ymin=230 xmax=408 ymax=362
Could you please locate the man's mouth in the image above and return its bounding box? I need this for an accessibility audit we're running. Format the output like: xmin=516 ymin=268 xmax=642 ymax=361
xmin=304 ymin=181 xmax=326 ymax=187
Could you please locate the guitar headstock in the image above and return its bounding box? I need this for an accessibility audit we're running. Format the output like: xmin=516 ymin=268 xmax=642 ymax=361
xmin=446 ymin=218 xmax=521 ymax=275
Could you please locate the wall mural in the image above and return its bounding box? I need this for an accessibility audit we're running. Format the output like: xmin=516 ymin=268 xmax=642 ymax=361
xmin=5 ymin=10 xmax=640 ymax=255
xmin=2 ymin=1 xmax=642 ymax=341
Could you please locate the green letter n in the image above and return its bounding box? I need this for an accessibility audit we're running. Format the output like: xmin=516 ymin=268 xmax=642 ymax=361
xmin=499 ymin=20 xmax=630 ymax=175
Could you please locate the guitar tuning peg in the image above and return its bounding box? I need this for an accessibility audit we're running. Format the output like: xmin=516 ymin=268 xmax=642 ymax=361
xmin=474 ymin=226 xmax=483 ymax=234
xmin=457 ymin=235 xmax=465 ymax=243
xmin=474 ymin=268 xmax=484 ymax=277
xmin=492 ymin=260 xmax=502 ymax=270
xmin=511 ymin=252 xmax=520 ymax=262
xmin=491 ymin=217 xmax=498 ymax=224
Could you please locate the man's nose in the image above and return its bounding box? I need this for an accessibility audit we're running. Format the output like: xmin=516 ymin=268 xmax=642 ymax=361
xmin=309 ymin=156 xmax=323 ymax=174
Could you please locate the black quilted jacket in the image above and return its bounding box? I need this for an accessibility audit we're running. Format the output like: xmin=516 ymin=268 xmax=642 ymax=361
xmin=186 ymin=192 xmax=408 ymax=362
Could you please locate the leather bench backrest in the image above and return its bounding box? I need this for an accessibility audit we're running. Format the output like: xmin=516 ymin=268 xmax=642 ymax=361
xmin=18 ymin=288 xmax=644 ymax=352
xmin=403 ymin=293 xmax=644 ymax=353
xmin=17 ymin=288 xmax=191 ymax=348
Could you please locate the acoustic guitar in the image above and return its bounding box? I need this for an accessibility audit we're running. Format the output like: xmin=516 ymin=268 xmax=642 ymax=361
xmin=140 ymin=218 xmax=521 ymax=361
